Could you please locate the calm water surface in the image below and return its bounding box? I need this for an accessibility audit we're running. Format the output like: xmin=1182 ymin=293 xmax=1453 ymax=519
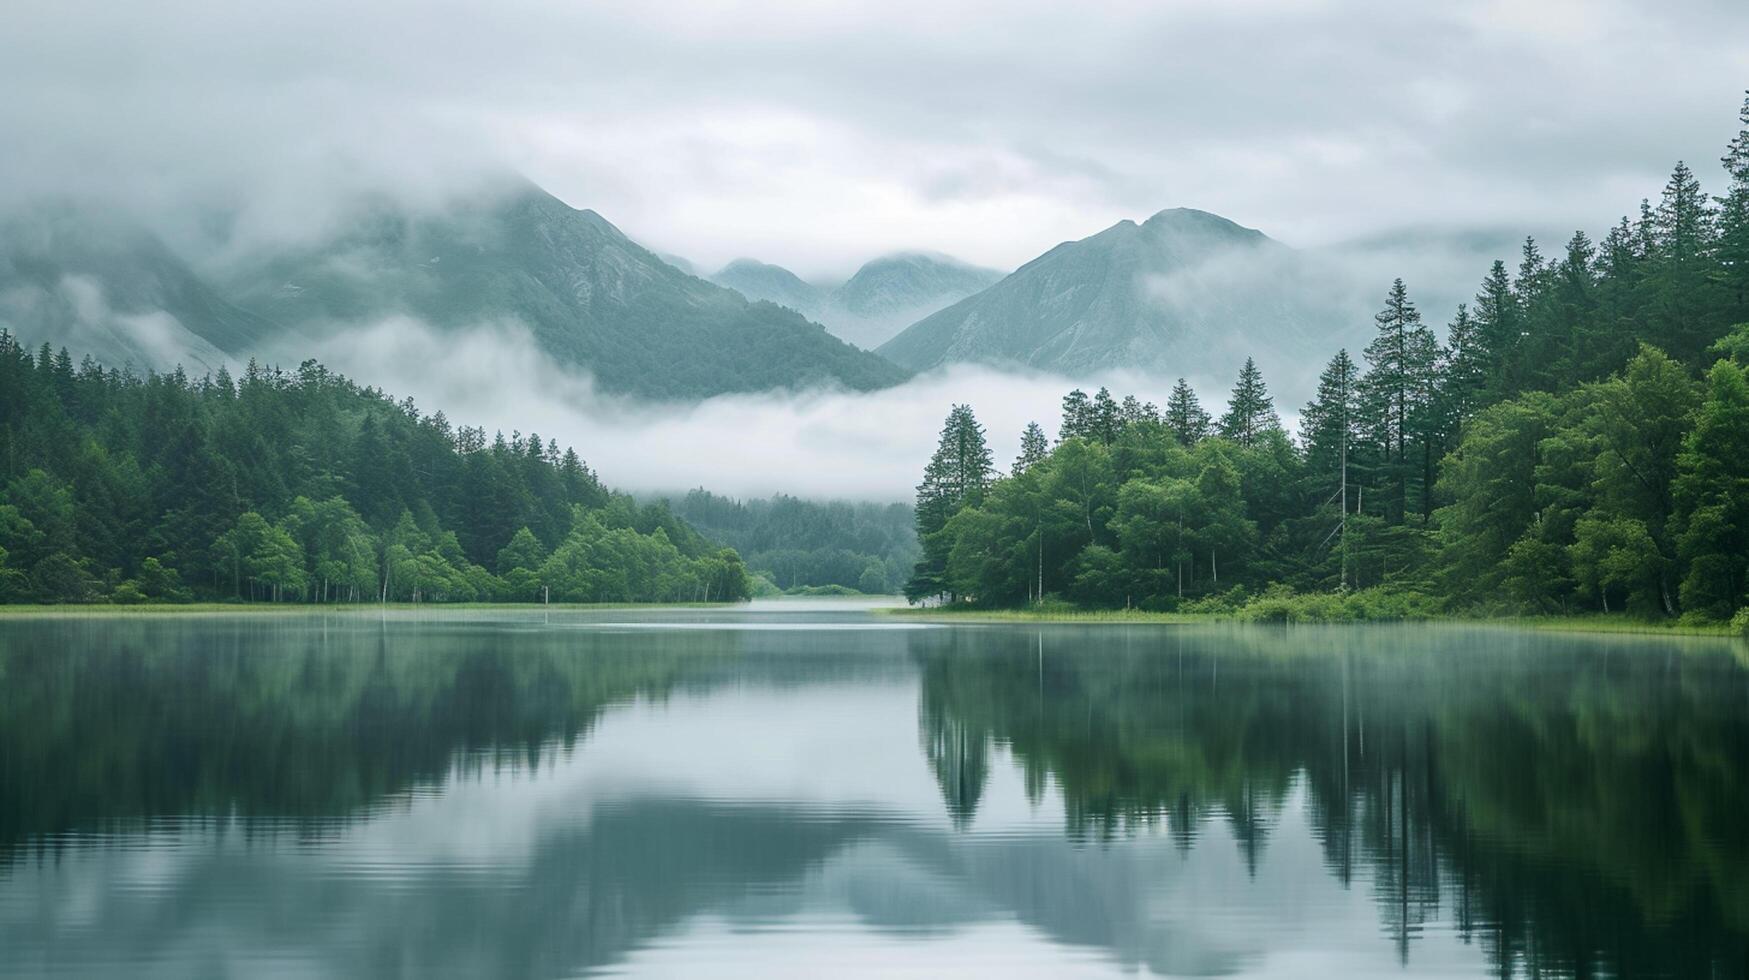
xmin=2 ymin=600 xmax=1746 ymax=978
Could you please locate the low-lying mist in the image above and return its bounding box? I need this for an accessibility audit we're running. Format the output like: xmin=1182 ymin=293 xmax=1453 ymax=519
xmin=284 ymin=318 xmax=1216 ymax=503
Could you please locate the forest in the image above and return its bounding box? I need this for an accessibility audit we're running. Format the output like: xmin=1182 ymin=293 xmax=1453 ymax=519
xmin=907 ymin=97 xmax=1749 ymax=628
xmin=666 ymin=489 xmax=918 ymax=594
xmin=0 ymin=346 xmax=752 ymax=604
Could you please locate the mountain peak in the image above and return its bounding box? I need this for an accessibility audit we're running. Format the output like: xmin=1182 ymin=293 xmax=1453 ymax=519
xmin=877 ymin=207 xmax=1342 ymax=400
xmin=1141 ymin=207 xmax=1271 ymax=243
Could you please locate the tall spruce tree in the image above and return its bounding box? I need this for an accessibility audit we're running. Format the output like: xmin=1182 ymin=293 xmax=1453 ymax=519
xmin=1472 ymin=260 xmax=1520 ymax=399
xmin=1301 ymin=350 xmax=1360 ymax=489
xmin=1218 ymin=359 xmax=1280 ymax=448
xmin=1649 ymin=160 xmax=1719 ymax=363
xmin=1089 ymin=387 xmax=1122 ymax=444
xmin=1164 ymin=378 xmax=1212 ymax=445
xmin=1440 ymin=303 xmax=1488 ymax=434
xmin=1359 ymin=280 xmax=1441 ymax=521
xmin=1059 ymin=389 xmax=1092 ymax=442
xmin=1718 ymin=92 xmax=1749 ymax=324
xmin=908 ymin=404 xmax=994 ymax=601
xmin=1014 ymin=422 xmax=1050 ymax=475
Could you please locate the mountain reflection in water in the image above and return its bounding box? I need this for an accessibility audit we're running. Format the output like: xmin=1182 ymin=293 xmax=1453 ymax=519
xmin=1 ymin=607 xmax=1745 ymax=978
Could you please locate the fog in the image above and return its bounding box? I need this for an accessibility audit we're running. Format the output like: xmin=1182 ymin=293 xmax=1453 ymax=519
xmin=287 ymin=318 xmax=1219 ymax=503
xmin=5 ymin=0 xmax=1746 ymax=274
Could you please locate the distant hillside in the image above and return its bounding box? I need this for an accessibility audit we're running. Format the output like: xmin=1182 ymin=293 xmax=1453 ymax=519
xmin=218 ymin=184 xmax=909 ymax=400
xmin=712 ymin=252 xmax=1003 ymax=349
xmin=0 ymin=204 xmax=278 ymax=373
xmin=877 ymin=208 xmax=1356 ymax=398
xmin=0 ymin=184 xmax=911 ymax=401
xmin=711 ymin=258 xmax=827 ymax=318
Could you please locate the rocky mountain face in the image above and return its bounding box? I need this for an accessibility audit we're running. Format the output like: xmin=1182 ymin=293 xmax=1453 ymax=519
xmin=1 ymin=185 xmax=910 ymax=400
xmin=710 ymin=252 xmax=1003 ymax=349
xmin=876 ymin=209 xmax=1357 ymax=398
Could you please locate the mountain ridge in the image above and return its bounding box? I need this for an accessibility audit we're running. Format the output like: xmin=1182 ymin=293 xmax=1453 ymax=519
xmin=876 ymin=206 xmax=1353 ymax=399
xmin=1 ymin=183 xmax=911 ymax=400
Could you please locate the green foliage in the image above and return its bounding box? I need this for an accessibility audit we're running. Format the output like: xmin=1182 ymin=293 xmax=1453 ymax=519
xmin=909 ymin=96 xmax=1749 ymax=622
xmin=0 ymin=339 xmax=748 ymax=604
xmin=1673 ymin=359 xmax=1749 ymax=618
xmin=909 ymin=405 xmax=994 ymax=601
xmin=1217 ymin=357 xmax=1281 ymax=447
xmin=668 ymin=490 xmax=917 ymax=594
xmin=1234 ymin=585 xmax=1439 ymax=623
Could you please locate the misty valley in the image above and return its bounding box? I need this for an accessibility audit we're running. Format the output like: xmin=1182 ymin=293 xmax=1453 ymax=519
xmin=4 ymin=9 xmax=1749 ymax=976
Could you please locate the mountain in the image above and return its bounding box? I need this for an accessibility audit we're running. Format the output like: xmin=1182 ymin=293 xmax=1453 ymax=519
xmin=710 ymin=252 xmax=1003 ymax=349
xmin=212 ymin=183 xmax=909 ymax=400
xmin=877 ymin=208 xmax=1358 ymax=399
xmin=835 ymin=252 xmax=1002 ymax=319
xmin=0 ymin=203 xmax=277 ymax=372
xmin=828 ymin=252 xmax=1003 ymax=348
xmin=711 ymin=259 xmax=827 ymax=318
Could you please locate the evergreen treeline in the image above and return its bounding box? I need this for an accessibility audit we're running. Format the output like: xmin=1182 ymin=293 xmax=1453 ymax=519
xmin=907 ymin=94 xmax=1749 ymax=625
xmin=0 ymin=345 xmax=751 ymax=603
xmin=666 ymin=490 xmax=919 ymax=594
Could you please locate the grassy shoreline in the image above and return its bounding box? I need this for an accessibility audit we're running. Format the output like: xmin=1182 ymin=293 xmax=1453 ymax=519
xmin=881 ymin=605 xmax=1739 ymax=637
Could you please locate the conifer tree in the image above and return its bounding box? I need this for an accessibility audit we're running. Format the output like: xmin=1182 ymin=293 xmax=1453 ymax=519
xmin=1164 ymin=378 xmax=1212 ymax=445
xmin=1119 ymin=395 xmax=1160 ymax=427
xmin=1359 ymin=280 xmax=1440 ymax=520
xmin=1090 ymin=387 xmax=1122 ymax=444
xmin=1472 ymin=260 xmax=1520 ymax=399
xmin=1218 ymin=358 xmax=1280 ymax=448
xmin=1439 ymin=303 xmax=1487 ymax=434
xmin=1058 ymin=389 xmax=1092 ymax=441
xmin=1014 ymin=422 xmax=1050 ymax=475
xmin=1301 ymin=350 xmax=1360 ymax=487
xmin=908 ymin=405 xmax=994 ymax=601
xmin=1649 ymin=160 xmax=1719 ymax=362
xmin=1715 ymin=92 xmax=1749 ymax=324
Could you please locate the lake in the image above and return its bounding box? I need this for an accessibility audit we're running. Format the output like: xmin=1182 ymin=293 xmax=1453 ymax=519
xmin=1 ymin=600 xmax=1745 ymax=978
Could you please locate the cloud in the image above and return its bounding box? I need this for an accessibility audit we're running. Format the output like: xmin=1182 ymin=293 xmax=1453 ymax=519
xmin=285 ymin=318 xmax=1218 ymax=502
xmin=3 ymin=0 xmax=1746 ymax=276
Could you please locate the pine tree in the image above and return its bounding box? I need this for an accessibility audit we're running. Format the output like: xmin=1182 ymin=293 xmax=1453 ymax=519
xmin=1301 ymin=350 xmax=1360 ymax=486
xmin=1648 ymin=160 xmax=1720 ymax=363
xmin=1164 ymin=378 xmax=1212 ymax=445
xmin=1218 ymin=358 xmax=1280 ymax=448
xmin=1715 ymin=92 xmax=1749 ymax=324
xmin=1089 ymin=387 xmax=1121 ymax=444
xmin=1359 ymin=279 xmax=1440 ymax=522
xmin=1119 ymin=395 xmax=1159 ymax=427
xmin=1472 ymin=260 xmax=1520 ymax=399
xmin=908 ymin=405 xmax=994 ymax=601
xmin=1058 ymin=389 xmax=1092 ymax=441
xmin=1440 ymin=303 xmax=1487 ymax=433
xmin=1014 ymin=422 xmax=1050 ymax=475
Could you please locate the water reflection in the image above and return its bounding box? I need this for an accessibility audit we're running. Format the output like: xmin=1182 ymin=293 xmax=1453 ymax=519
xmin=0 ymin=611 xmax=1744 ymax=978
xmin=916 ymin=625 xmax=1749 ymax=977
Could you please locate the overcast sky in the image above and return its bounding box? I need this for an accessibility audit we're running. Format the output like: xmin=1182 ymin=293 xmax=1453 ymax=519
xmin=5 ymin=0 xmax=1748 ymax=277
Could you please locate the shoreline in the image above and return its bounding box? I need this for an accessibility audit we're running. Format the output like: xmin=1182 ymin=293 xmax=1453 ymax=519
xmin=879 ymin=606 xmax=1739 ymax=637
xmin=0 ymin=601 xmax=743 ymax=618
